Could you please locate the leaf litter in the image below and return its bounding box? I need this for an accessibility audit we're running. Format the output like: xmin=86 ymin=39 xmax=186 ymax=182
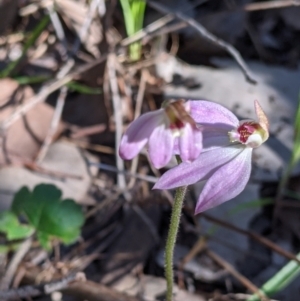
xmin=0 ymin=0 xmax=299 ymax=301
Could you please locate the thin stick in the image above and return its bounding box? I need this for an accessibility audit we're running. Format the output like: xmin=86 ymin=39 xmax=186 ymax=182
xmin=34 ymin=56 xmax=74 ymax=163
xmin=121 ymin=14 xmax=174 ymax=47
xmin=0 ymin=273 xmax=83 ymax=300
xmin=47 ymin=7 xmax=68 ymax=60
xmin=202 ymin=213 xmax=300 ymax=266
xmin=0 ymin=237 xmax=33 ymax=290
xmin=244 ymin=0 xmax=300 ymax=11
xmin=146 ymin=0 xmax=257 ymax=84
xmin=36 ymin=85 xmax=67 ymax=163
xmin=120 ymin=0 xmax=209 ymax=46
xmin=65 ymin=138 xmax=115 ymax=154
xmin=128 ymin=68 xmax=148 ymax=188
xmin=71 ymin=0 xmax=102 ymax=55
xmin=88 ymin=162 xmax=158 ymax=183
xmin=225 ymin=294 xmax=279 ymax=301
xmin=207 ymin=249 xmax=270 ymax=301
xmin=107 ymin=53 xmax=126 ymax=189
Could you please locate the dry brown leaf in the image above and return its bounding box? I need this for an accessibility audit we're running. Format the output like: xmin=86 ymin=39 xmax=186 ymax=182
xmin=0 ymin=78 xmax=65 ymax=164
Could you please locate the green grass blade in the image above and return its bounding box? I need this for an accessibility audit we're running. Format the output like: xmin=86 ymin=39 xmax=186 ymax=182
xmin=0 ymin=15 xmax=50 ymax=78
xmin=292 ymin=95 xmax=300 ymax=166
xmin=120 ymin=0 xmax=146 ymax=61
xmin=67 ymin=82 xmax=102 ymax=94
xmin=120 ymin=0 xmax=135 ymax=36
xmin=247 ymin=253 xmax=300 ymax=301
xmin=14 ymin=75 xmax=51 ymax=85
xmin=131 ymin=0 xmax=146 ymax=31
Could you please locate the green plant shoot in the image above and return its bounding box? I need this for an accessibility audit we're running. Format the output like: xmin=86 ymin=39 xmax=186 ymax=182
xmin=120 ymin=0 xmax=146 ymax=61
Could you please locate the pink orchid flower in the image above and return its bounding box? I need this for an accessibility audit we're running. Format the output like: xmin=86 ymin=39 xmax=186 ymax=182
xmin=154 ymin=100 xmax=269 ymax=214
xmin=119 ymin=100 xmax=202 ymax=169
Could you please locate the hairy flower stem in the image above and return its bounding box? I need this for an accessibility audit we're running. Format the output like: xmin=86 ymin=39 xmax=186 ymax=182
xmin=165 ymin=184 xmax=187 ymax=301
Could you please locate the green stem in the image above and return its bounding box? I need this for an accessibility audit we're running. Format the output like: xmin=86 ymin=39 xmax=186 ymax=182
xmin=165 ymin=185 xmax=187 ymax=301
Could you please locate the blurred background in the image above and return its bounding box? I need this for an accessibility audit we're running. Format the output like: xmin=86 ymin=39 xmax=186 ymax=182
xmin=0 ymin=0 xmax=299 ymax=300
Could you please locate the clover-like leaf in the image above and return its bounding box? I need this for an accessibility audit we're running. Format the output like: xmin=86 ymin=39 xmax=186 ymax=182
xmin=0 ymin=211 xmax=34 ymax=240
xmin=12 ymin=184 xmax=84 ymax=248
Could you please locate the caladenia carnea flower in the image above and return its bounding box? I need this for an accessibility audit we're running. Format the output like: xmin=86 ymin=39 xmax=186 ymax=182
xmin=154 ymin=100 xmax=269 ymax=214
xmin=119 ymin=99 xmax=202 ymax=169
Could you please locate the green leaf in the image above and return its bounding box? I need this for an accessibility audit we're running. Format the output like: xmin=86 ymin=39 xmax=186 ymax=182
xmin=0 ymin=211 xmax=34 ymax=240
xmin=120 ymin=0 xmax=146 ymax=61
xmin=38 ymin=198 xmax=84 ymax=243
xmin=37 ymin=232 xmax=51 ymax=250
xmin=67 ymin=82 xmax=102 ymax=94
xmin=11 ymin=184 xmax=84 ymax=248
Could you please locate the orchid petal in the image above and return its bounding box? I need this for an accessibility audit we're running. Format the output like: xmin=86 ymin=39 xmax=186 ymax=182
xmin=154 ymin=146 xmax=244 ymax=189
xmin=119 ymin=110 xmax=164 ymax=160
xmin=202 ymin=125 xmax=231 ymax=151
xmin=174 ymin=125 xmax=228 ymax=156
xmin=148 ymin=125 xmax=174 ymax=169
xmin=189 ymin=100 xmax=239 ymax=129
xmin=195 ymin=147 xmax=252 ymax=214
xmin=179 ymin=124 xmax=203 ymax=162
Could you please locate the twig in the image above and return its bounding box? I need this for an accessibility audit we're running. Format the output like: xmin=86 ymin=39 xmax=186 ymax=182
xmin=71 ymin=0 xmax=102 ymax=55
xmin=0 ymin=272 xmax=84 ymax=300
xmin=220 ymin=294 xmax=279 ymax=301
xmin=33 ymin=62 xmax=71 ymax=163
xmin=0 ymin=237 xmax=33 ymax=290
xmin=24 ymin=161 xmax=83 ymax=180
xmin=244 ymin=0 xmax=300 ymax=11
xmin=143 ymin=21 xmax=187 ymax=45
xmin=146 ymin=0 xmax=257 ymax=84
xmin=88 ymin=162 xmax=158 ymax=183
xmin=47 ymin=7 xmax=68 ymax=60
xmin=202 ymin=213 xmax=300 ymax=266
xmin=97 ymin=0 xmax=106 ymax=17
xmin=120 ymin=0 xmax=209 ymax=47
xmin=36 ymin=86 xmax=67 ymax=163
xmin=207 ymin=249 xmax=270 ymax=301
xmin=39 ymin=7 xmax=70 ymax=164
xmin=128 ymin=68 xmax=148 ymax=188
xmin=69 ymin=124 xmax=106 ymax=139
xmin=64 ymin=279 xmax=144 ymax=301
xmin=107 ymin=53 xmax=127 ymax=189
xmin=121 ymin=14 xmax=174 ymax=47
xmin=64 ymin=138 xmax=115 ymax=154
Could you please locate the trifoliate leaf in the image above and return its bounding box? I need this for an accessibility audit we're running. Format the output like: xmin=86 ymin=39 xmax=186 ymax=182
xmin=11 ymin=184 xmax=84 ymax=247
